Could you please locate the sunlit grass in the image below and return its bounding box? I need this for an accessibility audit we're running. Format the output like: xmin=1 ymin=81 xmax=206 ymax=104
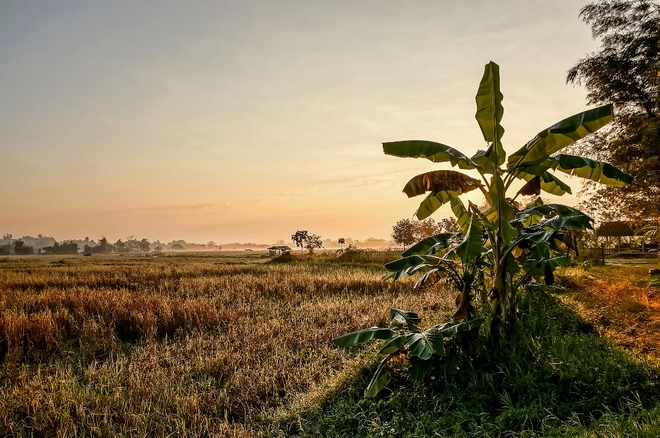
xmin=3 ymin=255 xmax=660 ymax=436
xmin=0 ymin=254 xmax=454 ymax=436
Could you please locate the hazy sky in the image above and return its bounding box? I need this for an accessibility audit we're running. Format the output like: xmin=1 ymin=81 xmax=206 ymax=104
xmin=0 ymin=0 xmax=600 ymax=243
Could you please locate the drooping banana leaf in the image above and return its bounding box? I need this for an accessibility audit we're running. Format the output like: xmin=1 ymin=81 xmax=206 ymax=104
xmin=403 ymin=170 xmax=483 ymax=198
xmin=402 ymin=233 xmax=458 ymax=257
xmin=520 ymin=253 xmax=571 ymax=284
xmin=409 ymin=356 xmax=433 ymax=381
xmin=448 ymin=214 xmax=484 ymax=267
xmin=516 ymin=169 xmax=572 ymax=196
xmin=384 ymin=254 xmax=443 ymax=273
xmin=505 ymin=252 xmax=521 ymax=276
xmin=382 ymin=262 xmax=432 ymax=281
xmin=450 ymin=197 xmax=470 ymax=233
xmin=518 ymin=229 xmax=559 ymax=247
xmin=404 ymin=171 xmax=483 ymax=220
xmin=515 ymin=203 xmax=591 ymax=224
xmin=475 ymin=61 xmax=505 ymax=168
xmin=524 ymin=196 xmax=544 ymax=209
xmin=517 ymin=175 xmax=541 ymax=197
xmin=333 ymin=327 xmax=396 ymax=346
xmin=514 ymin=197 xmax=544 ymax=227
xmin=508 ymin=104 xmax=614 ymax=167
xmin=383 ymin=140 xmax=477 ymax=170
xmin=390 ymin=308 xmax=422 ymax=330
xmin=414 ymin=268 xmax=448 ymax=288
xmin=547 ymin=154 xmax=633 ymax=187
xmin=543 ymin=214 xmax=594 ymax=231
xmin=379 ymin=336 xmax=407 ymax=354
xmin=365 ymin=359 xmax=392 ymax=397
xmin=436 ymin=318 xmax=485 ymax=337
xmin=415 ymin=192 xmax=454 ymax=220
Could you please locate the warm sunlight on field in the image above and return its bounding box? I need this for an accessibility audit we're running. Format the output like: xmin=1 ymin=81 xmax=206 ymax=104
xmin=0 ymin=253 xmax=454 ymax=436
xmin=558 ymin=263 xmax=660 ymax=356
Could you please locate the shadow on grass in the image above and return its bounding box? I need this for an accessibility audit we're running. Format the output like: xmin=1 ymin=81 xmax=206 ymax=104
xmin=275 ymin=290 xmax=660 ymax=437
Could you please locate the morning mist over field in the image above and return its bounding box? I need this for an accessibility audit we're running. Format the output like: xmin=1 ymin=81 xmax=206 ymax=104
xmin=1 ymin=0 xmax=595 ymax=243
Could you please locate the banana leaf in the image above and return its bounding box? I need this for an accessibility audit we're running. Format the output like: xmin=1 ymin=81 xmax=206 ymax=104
xmin=547 ymin=154 xmax=633 ymax=187
xmin=333 ymin=327 xmax=396 ymax=346
xmin=403 ymin=170 xmax=482 ymax=198
xmin=405 ymin=329 xmax=445 ymax=360
xmin=449 ymin=214 xmax=484 ymax=266
xmin=475 ymin=61 xmax=505 ymax=167
xmin=516 ymin=169 xmax=572 ymax=196
xmin=384 ymin=254 xmax=442 ymax=272
xmin=484 ymin=173 xmax=516 ymax=245
xmin=515 ymin=204 xmax=590 ymax=223
xmin=365 ymin=359 xmax=392 ymax=398
xmin=383 ymin=140 xmax=476 ymax=170
xmin=437 ymin=318 xmax=485 ymax=337
xmin=416 ymin=191 xmax=456 ymax=220
xmin=450 ymin=197 xmax=470 ymax=233
xmin=508 ymin=104 xmax=614 ymax=167
xmin=390 ymin=308 xmax=422 ymax=330
xmin=402 ymin=233 xmax=458 ymax=257
xmin=409 ymin=356 xmax=433 ymax=381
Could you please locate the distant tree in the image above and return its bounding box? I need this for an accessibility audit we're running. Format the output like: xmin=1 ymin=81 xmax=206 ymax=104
xmin=171 ymin=243 xmax=185 ymax=251
xmin=114 ymin=239 xmax=128 ymax=253
xmin=438 ymin=217 xmax=461 ymax=233
xmin=391 ymin=219 xmax=417 ymax=250
xmin=415 ymin=218 xmax=439 ymax=239
xmin=42 ymin=242 xmax=78 ymax=254
xmin=62 ymin=242 xmax=78 ymax=254
xmin=0 ymin=245 xmax=11 ymax=255
xmin=338 ymin=237 xmax=345 ymax=250
xmin=13 ymin=240 xmax=33 ymax=255
xmin=567 ymin=0 xmax=660 ymax=224
xmin=154 ymin=245 xmax=163 ymax=252
xmin=98 ymin=237 xmax=111 ymax=254
xmin=304 ymin=234 xmax=323 ymax=254
xmin=291 ymin=230 xmax=309 ymax=254
xmin=138 ymin=238 xmax=151 ymax=252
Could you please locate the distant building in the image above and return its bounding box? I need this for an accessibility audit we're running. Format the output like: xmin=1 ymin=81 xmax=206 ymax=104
xmin=267 ymin=245 xmax=292 ymax=255
xmin=596 ymin=221 xmax=635 ymax=251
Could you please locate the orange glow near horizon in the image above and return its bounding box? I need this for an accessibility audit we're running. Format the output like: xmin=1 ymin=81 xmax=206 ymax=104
xmin=1 ymin=1 xmax=593 ymax=244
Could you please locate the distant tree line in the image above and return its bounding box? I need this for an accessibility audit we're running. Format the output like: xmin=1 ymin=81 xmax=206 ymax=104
xmin=42 ymin=242 xmax=80 ymax=255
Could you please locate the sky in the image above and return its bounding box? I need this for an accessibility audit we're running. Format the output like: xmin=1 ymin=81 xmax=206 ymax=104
xmin=0 ymin=0 xmax=601 ymax=244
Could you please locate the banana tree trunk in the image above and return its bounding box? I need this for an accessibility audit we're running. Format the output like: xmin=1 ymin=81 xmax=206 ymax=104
xmin=489 ymin=256 xmax=507 ymax=343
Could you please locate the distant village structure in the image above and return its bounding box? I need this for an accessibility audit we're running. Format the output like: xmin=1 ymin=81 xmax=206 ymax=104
xmin=267 ymin=245 xmax=292 ymax=255
xmin=596 ymin=221 xmax=657 ymax=253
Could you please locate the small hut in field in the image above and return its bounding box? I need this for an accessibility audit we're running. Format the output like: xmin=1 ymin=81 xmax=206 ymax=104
xmin=596 ymin=221 xmax=635 ymax=252
xmin=267 ymin=245 xmax=292 ymax=255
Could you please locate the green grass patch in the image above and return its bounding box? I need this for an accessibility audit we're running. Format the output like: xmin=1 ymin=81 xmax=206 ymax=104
xmin=278 ymin=290 xmax=660 ymax=437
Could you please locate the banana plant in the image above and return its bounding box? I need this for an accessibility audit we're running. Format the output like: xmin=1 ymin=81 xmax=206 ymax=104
xmin=383 ymin=202 xmax=488 ymax=322
xmin=333 ymin=308 xmax=484 ymax=397
xmin=384 ymin=61 xmax=632 ymax=340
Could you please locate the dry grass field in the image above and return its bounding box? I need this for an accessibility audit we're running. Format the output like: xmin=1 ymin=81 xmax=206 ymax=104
xmin=559 ymin=262 xmax=660 ymax=356
xmin=0 ymin=252 xmax=455 ymax=437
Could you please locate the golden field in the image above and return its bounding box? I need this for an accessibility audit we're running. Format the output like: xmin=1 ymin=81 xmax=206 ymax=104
xmin=0 ymin=252 xmax=455 ymax=437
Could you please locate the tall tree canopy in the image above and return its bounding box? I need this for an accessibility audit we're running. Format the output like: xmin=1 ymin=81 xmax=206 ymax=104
xmin=567 ymin=0 xmax=660 ymax=224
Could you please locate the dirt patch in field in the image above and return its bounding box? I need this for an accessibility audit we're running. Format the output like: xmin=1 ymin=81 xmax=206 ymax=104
xmin=559 ymin=264 xmax=660 ymax=356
